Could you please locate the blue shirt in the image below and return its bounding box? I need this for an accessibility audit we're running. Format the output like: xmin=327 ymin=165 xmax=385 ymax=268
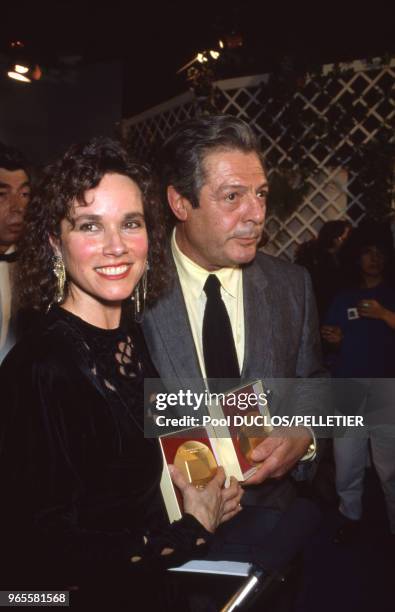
xmin=324 ymin=284 xmax=395 ymax=377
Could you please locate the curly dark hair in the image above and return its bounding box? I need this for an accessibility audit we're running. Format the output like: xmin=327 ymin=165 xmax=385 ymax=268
xmin=17 ymin=137 xmax=169 ymax=312
xmin=344 ymin=220 xmax=395 ymax=285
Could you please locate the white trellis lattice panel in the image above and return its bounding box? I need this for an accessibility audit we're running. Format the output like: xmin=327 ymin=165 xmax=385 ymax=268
xmin=123 ymin=58 xmax=395 ymax=261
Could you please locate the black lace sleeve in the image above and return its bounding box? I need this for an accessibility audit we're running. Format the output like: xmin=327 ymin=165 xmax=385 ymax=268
xmin=129 ymin=513 xmax=213 ymax=574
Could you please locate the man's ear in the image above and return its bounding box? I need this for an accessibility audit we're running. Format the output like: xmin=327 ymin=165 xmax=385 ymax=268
xmin=167 ymin=186 xmax=190 ymax=222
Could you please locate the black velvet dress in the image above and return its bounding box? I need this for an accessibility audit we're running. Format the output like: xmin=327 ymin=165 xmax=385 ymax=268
xmin=0 ymin=306 xmax=209 ymax=608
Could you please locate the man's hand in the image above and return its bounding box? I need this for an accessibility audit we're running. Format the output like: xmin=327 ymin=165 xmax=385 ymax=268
xmin=244 ymin=427 xmax=313 ymax=486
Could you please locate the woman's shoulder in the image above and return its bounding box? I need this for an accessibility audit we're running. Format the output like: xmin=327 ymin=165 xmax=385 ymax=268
xmin=1 ymin=309 xmax=82 ymax=378
xmin=0 ymin=310 xmax=101 ymax=431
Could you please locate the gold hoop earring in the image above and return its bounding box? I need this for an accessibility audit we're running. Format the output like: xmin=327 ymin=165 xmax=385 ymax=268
xmin=53 ymin=254 xmax=66 ymax=304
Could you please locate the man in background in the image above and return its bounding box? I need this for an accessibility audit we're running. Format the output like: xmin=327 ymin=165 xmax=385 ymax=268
xmin=0 ymin=145 xmax=31 ymax=363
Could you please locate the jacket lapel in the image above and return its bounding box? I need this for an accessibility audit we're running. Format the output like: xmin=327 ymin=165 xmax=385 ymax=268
xmin=242 ymin=260 xmax=274 ymax=378
xmin=147 ymin=271 xmax=205 ymax=392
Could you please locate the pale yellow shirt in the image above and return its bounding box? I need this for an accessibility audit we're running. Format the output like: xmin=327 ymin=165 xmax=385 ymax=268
xmin=171 ymin=229 xmax=244 ymax=378
xmin=171 ymin=230 xmax=316 ymax=459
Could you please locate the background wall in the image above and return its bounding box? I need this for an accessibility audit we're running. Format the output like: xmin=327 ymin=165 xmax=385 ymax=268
xmin=123 ymin=57 xmax=395 ymax=260
xmin=0 ymin=60 xmax=122 ymax=164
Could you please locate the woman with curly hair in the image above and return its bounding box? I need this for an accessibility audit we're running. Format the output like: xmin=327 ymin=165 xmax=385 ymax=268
xmin=0 ymin=138 xmax=241 ymax=609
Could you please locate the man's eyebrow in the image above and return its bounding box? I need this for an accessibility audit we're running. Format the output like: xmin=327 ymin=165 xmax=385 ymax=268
xmin=0 ymin=181 xmax=30 ymax=189
xmin=256 ymin=182 xmax=269 ymax=191
xmin=216 ymin=181 xmax=269 ymax=192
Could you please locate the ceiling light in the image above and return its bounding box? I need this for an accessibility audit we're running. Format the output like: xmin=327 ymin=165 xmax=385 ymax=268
xmin=7 ymin=71 xmax=31 ymax=83
xmin=7 ymin=63 xmax=42 ymax=83
xmin=6 ymin=41 xmax=42 ymax=84
xmin=15 ymin=64 xmax=29 ymax=74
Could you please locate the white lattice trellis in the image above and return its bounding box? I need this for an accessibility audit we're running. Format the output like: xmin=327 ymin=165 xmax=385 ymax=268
xmin=123 ymin=58 xmax=395 ymax=260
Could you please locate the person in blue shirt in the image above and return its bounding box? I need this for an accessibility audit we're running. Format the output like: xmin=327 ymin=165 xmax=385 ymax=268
xmin=322 ymin=229 xmax=395 ymax=541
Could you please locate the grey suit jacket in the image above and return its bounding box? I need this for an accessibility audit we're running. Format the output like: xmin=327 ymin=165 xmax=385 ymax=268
xmin=143 ymin=251 xmax=326 ymax=506
xmin=143 ymin=251 xmax=325 ymax=415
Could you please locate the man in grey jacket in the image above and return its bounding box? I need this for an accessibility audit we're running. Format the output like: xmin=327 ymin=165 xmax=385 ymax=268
xmin=143 ymin=114 xmax=323 ymax=488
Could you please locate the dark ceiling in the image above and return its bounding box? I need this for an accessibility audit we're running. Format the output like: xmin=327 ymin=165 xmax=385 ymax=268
xmin=1 ymin=1 xmax=394 ymax=117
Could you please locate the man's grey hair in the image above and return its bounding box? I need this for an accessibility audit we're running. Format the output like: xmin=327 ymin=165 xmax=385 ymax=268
xmin=158 ymin=114 xmax=265 ymax=209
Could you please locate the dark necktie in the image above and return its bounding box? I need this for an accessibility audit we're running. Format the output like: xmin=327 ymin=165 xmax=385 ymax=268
xmin=203 ymin=274 xmax=240 ymax=390
xmin=0 ymin=251 xmax=18 ymax=263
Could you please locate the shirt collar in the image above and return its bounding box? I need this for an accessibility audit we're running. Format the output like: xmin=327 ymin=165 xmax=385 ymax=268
xmin=171 ymin=228 xmax=240 ymax=299
xmin=2 ymin=245 xmax=16 ymax=255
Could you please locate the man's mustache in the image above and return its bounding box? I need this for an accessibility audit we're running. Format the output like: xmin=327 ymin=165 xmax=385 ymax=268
xmin=232 ymin=229 xmax=263 ymax=239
